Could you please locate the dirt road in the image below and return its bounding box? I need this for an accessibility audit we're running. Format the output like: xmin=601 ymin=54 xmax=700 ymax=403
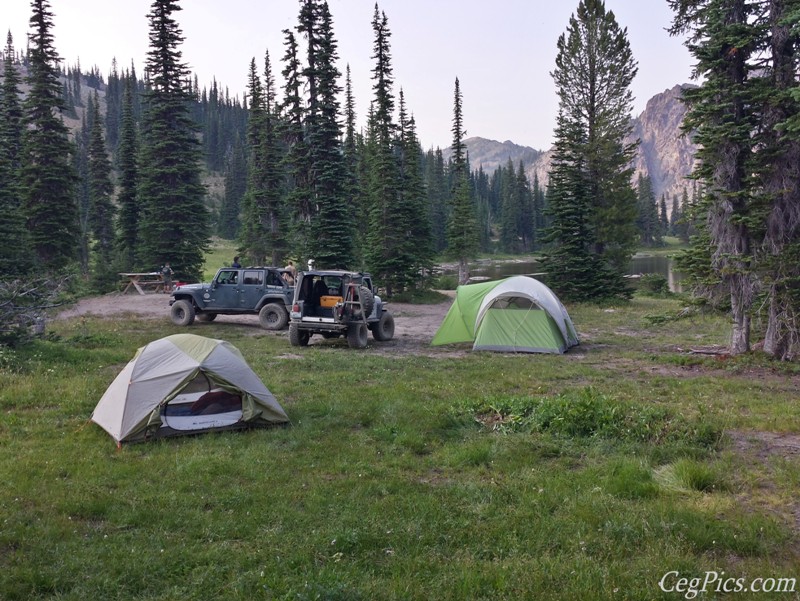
xmin=55 ymin=290 xmax=459 ymax=356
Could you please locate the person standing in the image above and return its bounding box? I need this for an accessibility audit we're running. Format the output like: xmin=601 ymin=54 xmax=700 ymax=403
xmin=161 ymin=262 xmax=174 ymax=293
xmin=232 ymin=256 xmax=242 ymax=268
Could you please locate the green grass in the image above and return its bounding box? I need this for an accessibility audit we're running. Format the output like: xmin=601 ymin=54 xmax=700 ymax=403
xmin=1 ymin=293 xmax=799 ymax=600
xmin=202 ymin=237 xmax=239 ymax=280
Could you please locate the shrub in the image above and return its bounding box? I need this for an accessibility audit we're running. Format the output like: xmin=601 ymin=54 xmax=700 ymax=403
xmin=639 ymin=273 xmax=670 ymax=296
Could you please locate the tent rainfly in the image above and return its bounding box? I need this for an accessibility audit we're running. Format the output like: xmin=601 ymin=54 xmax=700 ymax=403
xmin=431 ymin=276 xmax=579 ymax=353
xmin=92 ymin=333 xmax=289 ymax=444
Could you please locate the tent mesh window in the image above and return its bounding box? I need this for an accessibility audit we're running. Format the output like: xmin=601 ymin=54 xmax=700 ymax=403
xmin=162 ymin=372 xmax=243 ymax=430
xmin=490 ymin=297 xmax=540 ymax=310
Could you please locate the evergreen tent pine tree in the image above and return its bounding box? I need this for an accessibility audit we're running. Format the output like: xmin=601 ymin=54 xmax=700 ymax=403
xmin=425 ymin=148 xmax=448 ymax=253
xmin=137 ymin=0 xmax=209 ymax=282
xmin=73 ymin=93 xmax=92 ymax=275
xmin=668 ymin=0 xmax=759 ymax=354
xmin=396 ymin=89 xmax=434 ymax=291
xmin=446 ymin=77 xmax=478 ymax=285
xmin=343 ymin=64 xmax=367 ymax=266
xmin=279 ymin=28 xmax=313 ymax=262
xmin=659 ymin=194 xmax=669 ymax=237
xmin=87 ymin=90 xmax=116 ymax=289
xmin=542 ymin=113 xmax=607 ymax=300
xmin=239 ymin=53 xmax=285 ymax=266
xmin=218 ymin=133 xmax=246 ymax=240
xmin=499 ymin=158 xmax=520 ymax=252
xmin=635 ymin=174 xmax=659 ymax=246
xmin=20 ymin=0 xmax=79 ymax=271
xmin=0 ymin=31 xmax=32 ymax=276
xmin=670 ymin=0 xmax=800 ymax=358
xmin=364 ymin=4 xmax=405 ymax=293
xmin=542 ymin=0 xmax=638 ymax=301
xmin=115 ymin=73 xmax=140 ymax=271
xmin=303 ymin=0 xmax=353 ymax=268
xmin=516 ymin=161 xmax=535 ymax=252
xmin=754 ymin=0 xmax=800 ymax=360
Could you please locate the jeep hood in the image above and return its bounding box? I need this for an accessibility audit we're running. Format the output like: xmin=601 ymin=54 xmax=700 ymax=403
xmin=175 ymin=282 xmax=209 ymax=292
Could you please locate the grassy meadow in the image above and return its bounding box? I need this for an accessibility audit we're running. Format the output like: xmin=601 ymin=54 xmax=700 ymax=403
xmin=2 ymin=264 xmax=800 ymax=599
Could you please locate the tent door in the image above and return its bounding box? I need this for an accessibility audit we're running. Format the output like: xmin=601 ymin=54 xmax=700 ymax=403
xmin=161 ymin=372 xmax=243 ymax=431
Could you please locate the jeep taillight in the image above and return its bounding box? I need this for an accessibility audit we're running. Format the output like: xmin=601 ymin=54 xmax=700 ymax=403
xmin=292 ymin=303 xmax=300 ymax=312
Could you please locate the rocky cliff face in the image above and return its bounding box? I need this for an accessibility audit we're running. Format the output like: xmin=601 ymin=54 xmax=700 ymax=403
xmin=459 ymin=84 xmax=697 ymax=208
xmin=628 ymin=84 xmax=697 ymax=204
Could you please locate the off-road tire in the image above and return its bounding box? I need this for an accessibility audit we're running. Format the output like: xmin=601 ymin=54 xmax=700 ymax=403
xmin=259 ymin=303 xmax=289 ymax=330
xmin=289 ymin=323 xmax=310 ymax=346
xmin=371 ymin=311 xmax=395 ymax=341
xmin=346 ymin=323 xmax=369 ymax=349
xmin=170 ymin=300 xmax=196 ymax=326
xmin=196 ymin=312 xmax=217 ymax=322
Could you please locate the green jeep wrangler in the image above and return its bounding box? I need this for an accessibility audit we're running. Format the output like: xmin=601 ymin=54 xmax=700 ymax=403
xmin=169 ymin=266 xmax=293 ymax=330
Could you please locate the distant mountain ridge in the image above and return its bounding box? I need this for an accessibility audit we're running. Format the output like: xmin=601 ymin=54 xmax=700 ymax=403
xmin=451 ymin=138 xmax=544 ymax=175
xmin=448 ymin=84 xmax=696 ymax=206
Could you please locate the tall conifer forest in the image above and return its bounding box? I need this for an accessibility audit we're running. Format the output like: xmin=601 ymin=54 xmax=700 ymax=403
xmin=4 ymin=0 xmax=800 ymax=362
xmin=0 ymin=0 xmax=551 ymax=297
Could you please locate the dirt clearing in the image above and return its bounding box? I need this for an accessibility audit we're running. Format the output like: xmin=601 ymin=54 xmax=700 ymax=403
xmin=55 ymin=290 xmax=460 ymax=356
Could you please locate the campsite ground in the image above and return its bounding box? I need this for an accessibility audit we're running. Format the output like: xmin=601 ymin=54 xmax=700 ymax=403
xmin=52 ymin=291 xmax=800 ymax=462
xmin=55 ymin=289 xmax=461 ymax=357
xmin=4 ymin=288 xmax=800 ymax=599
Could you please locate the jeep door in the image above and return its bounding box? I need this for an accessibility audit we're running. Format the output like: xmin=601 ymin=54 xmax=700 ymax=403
xmin=239 ymin=269 xmax=265 ymax=309
xmin=264 ymin=269 xmax=290 ymax=305
xmin=207 ymin=269 xmax=240 ymax=309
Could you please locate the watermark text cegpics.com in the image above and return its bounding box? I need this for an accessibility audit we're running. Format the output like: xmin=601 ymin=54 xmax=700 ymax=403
xmin=659 ymin=571 xmax=796 ymax=599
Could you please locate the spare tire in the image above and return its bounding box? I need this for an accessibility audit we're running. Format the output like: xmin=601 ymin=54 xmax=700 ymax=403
xmin=355 ymin=286 xmax=374 ymax=319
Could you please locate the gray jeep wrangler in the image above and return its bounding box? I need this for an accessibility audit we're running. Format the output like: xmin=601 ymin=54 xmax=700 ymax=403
xmin=169 ymin=266 xmax=293 ymax=330
xmin=288 ymin=270 xmax=395 ymax=349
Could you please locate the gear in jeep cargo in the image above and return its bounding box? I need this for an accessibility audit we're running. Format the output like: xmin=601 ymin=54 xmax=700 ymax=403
xmin=288 ymin=269 xmax=394 ymax=349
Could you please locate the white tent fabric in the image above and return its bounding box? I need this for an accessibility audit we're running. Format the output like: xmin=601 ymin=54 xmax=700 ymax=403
xmin=474 ymin=276 xmax=579 ymax=349
xmin=92 ymin=334 xmax=289 ymax=443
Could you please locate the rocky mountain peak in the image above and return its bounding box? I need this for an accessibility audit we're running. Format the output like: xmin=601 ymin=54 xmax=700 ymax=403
xmin=454 ymin=84 xmax=697 ymax=207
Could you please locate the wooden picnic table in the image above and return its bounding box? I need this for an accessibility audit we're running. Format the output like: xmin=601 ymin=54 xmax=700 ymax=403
xmin=119 ymin=272 xmax=165 ymax=295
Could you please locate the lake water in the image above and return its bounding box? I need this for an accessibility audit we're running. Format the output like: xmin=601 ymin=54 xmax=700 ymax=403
xmin=449 ymin=254 xmax=684 ymax=292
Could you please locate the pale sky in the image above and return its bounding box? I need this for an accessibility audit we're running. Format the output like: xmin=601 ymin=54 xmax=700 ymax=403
xmin=1 ymin=0 xmax=693 ymax=150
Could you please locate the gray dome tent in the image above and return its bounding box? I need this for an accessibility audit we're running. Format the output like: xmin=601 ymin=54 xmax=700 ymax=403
xmin=92 ymin=334 xmax=289 ymax=444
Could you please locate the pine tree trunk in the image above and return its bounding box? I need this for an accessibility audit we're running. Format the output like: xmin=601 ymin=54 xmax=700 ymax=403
xmin=730 ymin=298 xmax=750 ymax=355
xmin=710 ymin=206 xmax=753 ymax=356
xmin=764 ymin=293 xmax=785 ymax=358
xmin=761 ymin=0 xmax=800 ymax=360
xmin=764 ymin=284 xmax=800 ymax=360
xmin=458 ymin=258 xmax=470 ymax=285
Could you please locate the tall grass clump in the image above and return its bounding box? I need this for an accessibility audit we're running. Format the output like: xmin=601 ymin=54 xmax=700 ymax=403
xmin=455 ymin=387 xmax=723 ymax=448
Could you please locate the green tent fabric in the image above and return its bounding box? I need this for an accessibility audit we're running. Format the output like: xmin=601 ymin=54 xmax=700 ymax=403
xmin=430 ymin=278 xmax=500 ymax=345
xmin=92 ymin=333 xmax=289 ymax=444
xmin=431 ymin=276 xmax=579 ymax=353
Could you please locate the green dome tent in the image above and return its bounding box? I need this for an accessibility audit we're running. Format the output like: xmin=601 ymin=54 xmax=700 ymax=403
xmin=92 ymin=334 xmax=289 ymax=444
xmin=431 ymin=276 xmax=579 ymax=353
